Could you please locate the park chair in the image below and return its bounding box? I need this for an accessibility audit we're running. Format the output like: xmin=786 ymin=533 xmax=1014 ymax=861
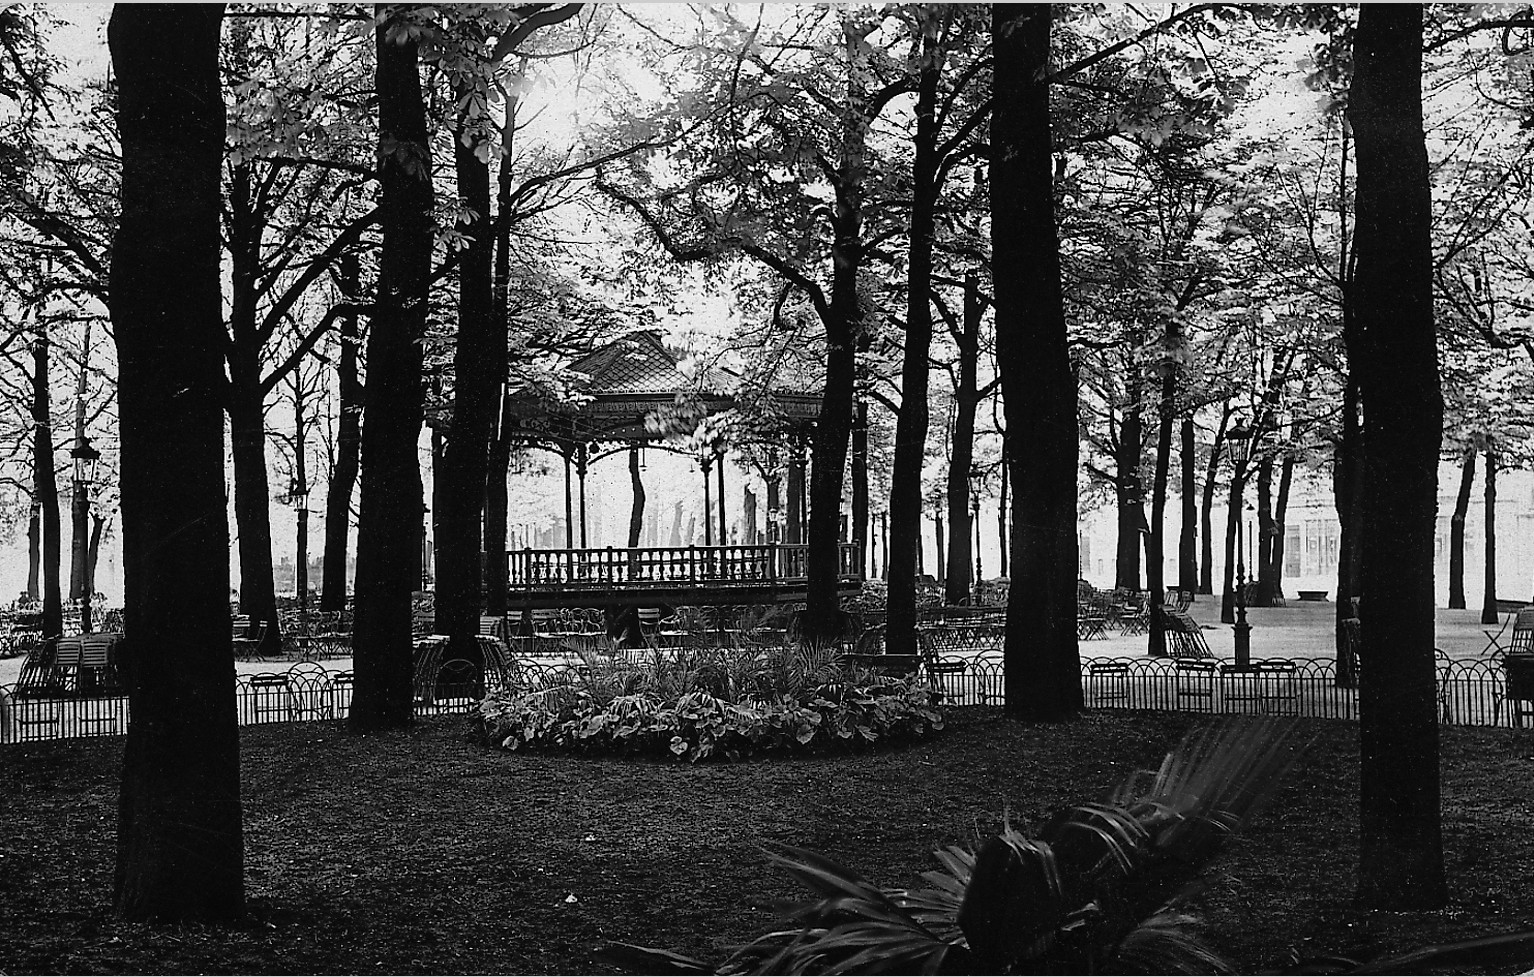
xmin=1486 ymin=608 xmax=1534 ymax=659
xmin=478 ymin=616 xmax=508 ymax=643
xmin=1085 ymin=659 xmax=1131 ymax=708
xmin=247 ymin=673 xmax=295 ymax=723
xmin=233 ymin=621 xmax=268 ymax=661
xmin=1175 ymin=659 xmax=1218 ymax=712
xmin=1162 ymin=609 xmax=1213 ymax=660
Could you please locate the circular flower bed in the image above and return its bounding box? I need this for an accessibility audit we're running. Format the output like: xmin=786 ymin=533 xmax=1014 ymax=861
xmin=478 ymin=645 xmax=944 ymax=761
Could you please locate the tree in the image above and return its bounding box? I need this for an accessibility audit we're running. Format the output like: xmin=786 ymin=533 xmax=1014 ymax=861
xmin=350 ymin=5 xmax=434 ymax=731
xmin=1347 ymin=3 xmax=1447 ymax=910
xmin=887 ymin=5 xmax=989 ymax=657
xmin=992 ymin=3 xmax=1081 ymax=720
xmin=108 ymin=3 xmax=243 ymax=921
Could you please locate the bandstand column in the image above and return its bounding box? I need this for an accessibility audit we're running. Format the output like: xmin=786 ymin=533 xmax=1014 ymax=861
xmin=577 ymin=441 xmax=589 ymax=549
xmin=716 ymin=447 xmax=727 ymax=546
xmin=563 ymin=450 xmax=574 ymax=549
xmin=701 ymin=453 xmax=713 ymax=546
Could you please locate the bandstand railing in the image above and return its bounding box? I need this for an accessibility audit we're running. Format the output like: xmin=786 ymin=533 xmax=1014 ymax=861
xmin=507 ymin=542 xmax=861 ymax=589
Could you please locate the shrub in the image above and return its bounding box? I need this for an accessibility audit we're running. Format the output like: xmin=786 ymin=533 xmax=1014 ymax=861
xmin=478 ymin=645 xmax=944 ymax=761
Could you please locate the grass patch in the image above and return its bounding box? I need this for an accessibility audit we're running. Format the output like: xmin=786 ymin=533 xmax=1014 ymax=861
xmin=3 ymin=711 xmax=1534 ymax=973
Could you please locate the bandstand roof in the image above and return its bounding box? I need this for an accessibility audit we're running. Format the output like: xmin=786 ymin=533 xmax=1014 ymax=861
xmin=506 ymin=330 xmax=820 ymax=448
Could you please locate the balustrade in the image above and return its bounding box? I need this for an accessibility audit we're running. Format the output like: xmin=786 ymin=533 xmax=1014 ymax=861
xmin=507 ymin=542 xmax=861 ymax=589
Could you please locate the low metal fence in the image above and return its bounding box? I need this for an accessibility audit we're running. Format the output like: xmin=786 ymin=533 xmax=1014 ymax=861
xmin=3 ymin=654 xmax=1528 ymax=746
xmin=937 ymin=654 xmax=1519 ymax=727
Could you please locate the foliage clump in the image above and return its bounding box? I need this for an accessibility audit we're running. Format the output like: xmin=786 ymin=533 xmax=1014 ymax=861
xmin=478 ymin=644 xmax=944 ymax=762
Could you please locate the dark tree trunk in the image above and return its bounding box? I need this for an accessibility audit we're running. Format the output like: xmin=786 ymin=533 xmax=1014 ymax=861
xmin=1178 ymin=415 xmax=1198 ymax=596
xmin=435 ymin=97 xmax=499 ymax=665
xmin=1221 ymin=471 xmax=1243 ymax=625
xmin=998 ymin=442 xmax=1008 ymax=577
xmin=88 ymin=512 xmax=104 ymax=597
xmin=31 ymin=337 xmax=61 ymax=639
xmin=483 ymin=399 xmax=511 ymax=617
xmin=1447 ymin=448 xmax=1474 ymax=610
xmin=227 ymin=162 xmax=280 ymax=652
xmin=26 ymin=501 xmax=38 ymax=600
xmin=108 ymin=4 xmax=242 ymax=921
xmin=800 ymin=17 xmax=875 ymax=643
xmin=934 ymin=507 xmax=945 ymax=582
xmin=628 ymin=446 xmax=645 ymax=547
xmin=1255 ymin=457 xmax=1277 ymax=606
xmin=482 ymin=94 xmax=518 ymax=620
xmin=351 ymin=11 xmax=432 ymax=731
xmin=743 ymin=485 xmax=757 ymax=543
xmin=992 ymin=3 xmax=1081 ymax=720
xmin=1348 ymin=3 xmax=1447 ymax=910
xmin=944 ymin=272 xmax=984 ymax=605
xmin=852 ymin=399 xmax=869 ymax=575
xmin=1270 ymin=451 xmax=1294 ymax=602
xmin=886 ymin=18 xmax=941 ymax=657
xmin=1146 ymin=327 xmax=1177 ymax=658
xmin=1199 ymin=404 xmax=1230 ymax=595
xmin=1482 ymin=447 xmax=1498 ymax=625
xmin=1335 ymin=371 xmax=1362 ymax=687
xmin=321 ymin=253 xmax=362 ymax=612
xmin=1114 ymin=400 xmax=1144 ymax=591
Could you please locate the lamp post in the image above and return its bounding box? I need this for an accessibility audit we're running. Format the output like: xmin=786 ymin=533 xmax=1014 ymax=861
xmin=287 ymin=476 xmax=310 ymax=628
xmin=70 ymin=436 xmax=100 ymax=633
xmin=1226 ymin=421 xmax=1254 ymax=670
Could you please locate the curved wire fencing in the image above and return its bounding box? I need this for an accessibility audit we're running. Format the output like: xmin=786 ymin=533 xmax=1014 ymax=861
xmin=1 ymin=653 xmax=1526 ymax=746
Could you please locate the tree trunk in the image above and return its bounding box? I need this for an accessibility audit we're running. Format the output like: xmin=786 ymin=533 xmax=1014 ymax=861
xmin=998 ymin=442 xmax=1008 ymax=577
xmin=228 ymin=392 xmax=278 ymax=648
xmin=1335 ymin=371 xmax=1362 ymax=687
xmin=351 ymin=10 xmax=432 ymax=731
xmin=934 ymin=507 xmax=945 ymax=582
xmin=886 ymin=15 xmax=942 ymax=657
xmin=628 ymin=446 xmax=645 ymax=547
xmin=31 ymin=336 xmax=62 ymax=639
xmin=852 ymin=399 xmax=868 ymax=575
xmin=992 ymin=3 xmax=1081 ymax=720
xmin=944 ymin=272 xmax=983 ymax=605
xmin=1270 ymin=451 xmax=1294 ymax=602
xmin=1255 ymin=457 xmax=1277 ymax=606
xmin=226 ymin=162 xmax=280 ymax=652
xmin=1179 ymin=415 xmax=1198 ymax=595
xmin=108 ymin=3 xmax=242 ymax=921
xmin=482 ymin=90 xmax=519 ymax=620
xmin=434 ymin=93 xmax=499 ymax=667
xmin=1221 ymin=471 xmax=1243 ymax=625
xmin=1114 ymin=400 xmax=1144 ymax=590
xmin=1147 ymin=330 xmax=1177 ymax=658
xmin=321 ymin=253 xmax=361 ymax=612
xmin=1199 ymin=404 xmax=1231 ymax=595
xmin=800 ymin=15 xmax=873 ymax=643
xmin=1482 ymin=446 xmax=1498 ymax=625
xmin=1348 ymin=3 xmax=1447 ymax=910
xmin=1447 ymin=448 xmax=1474 ymax=610
xmin=26 ymin=501 xmax=38 ymax=600
xmin=88 ymin=512 xmax=104 ymax=598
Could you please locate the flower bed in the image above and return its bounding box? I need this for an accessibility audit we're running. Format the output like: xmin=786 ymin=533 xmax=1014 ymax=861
xmin=478 ymin=646 xmax=944 ymax=761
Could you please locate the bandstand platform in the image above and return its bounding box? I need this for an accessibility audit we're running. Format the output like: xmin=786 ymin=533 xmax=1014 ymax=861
xmin=505 ymin=542 xmax=862 ymax=610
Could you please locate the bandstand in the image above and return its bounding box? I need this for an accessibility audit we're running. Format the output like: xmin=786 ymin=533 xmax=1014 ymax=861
xmin=500 ymin=331 xmax=862 ymax=612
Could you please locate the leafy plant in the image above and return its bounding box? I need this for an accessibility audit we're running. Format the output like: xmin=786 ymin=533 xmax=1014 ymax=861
xmin=479 ymin=646 xmax=944 ymax=761
xmin=604 ymin=718 xmax=1304 ymax=973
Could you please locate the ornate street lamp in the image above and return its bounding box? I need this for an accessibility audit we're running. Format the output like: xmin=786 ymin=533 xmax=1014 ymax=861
xmin=71 ymin=436 xmax=100 ymax=633
xmin=287 ymin=476 xmax=310 ymax=627
xmin=1226 ymin=421 xmax=1254 ymax=669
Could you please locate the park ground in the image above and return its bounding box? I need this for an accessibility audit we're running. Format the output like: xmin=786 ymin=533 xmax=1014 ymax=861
xmin=4 ymin=708 xmax=1534 ymax=974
